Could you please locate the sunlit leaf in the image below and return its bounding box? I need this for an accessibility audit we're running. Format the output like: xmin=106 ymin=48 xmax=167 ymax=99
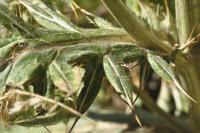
xmin=34 ymin=28 xmax=126 ymax=43
xmin=88 ymin=15 xmax=116 ymax=29
xmin=6 ymin=49 xmax=57 ymax=86
xmin=0 ymin=36 xmax=22 ymax=48
xmin=103 ymin=54 xmax=134 ymax=109
xmin=20 ymin=0 xmax=79 ymax=33
xmin=0 ymin=36 xmax=25 ymax=58
xmin=147 ymin=53 xmax=196 ymax=103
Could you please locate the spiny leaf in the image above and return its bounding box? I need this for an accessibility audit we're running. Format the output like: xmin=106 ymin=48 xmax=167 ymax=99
xmin=20 ymin=0 xmax=80 ymax=33
xmin=88 ymin=15 xmax=116 ymax=29
xmin=103 ymin=55 xmax=142 ymax=126
xmin=6 ymin=49 xmax=57 ymax=86
xmin=103 ymin=55 xmax=134 ymax=109
xmin=33 ymin=28 xmax=126 ymax=43
xmin=0 ymin=36 xmax=25 ymax=59
xmin=111 ymin=44 xmax=145 ymax=63
xmin=68 ymin=1 xmax=115 ymax=29
xmin=137 ymin=0 xmax=162 ymax=31
xmin=0 ymin=36 xmax=22 ymax=48
xmin=93 ymin=17 xmax=115 ymax=29
xmin=147 ymin=53 xmax=196 ymax=103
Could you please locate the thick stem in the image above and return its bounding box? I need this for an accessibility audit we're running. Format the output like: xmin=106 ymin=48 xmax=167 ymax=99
xmin=176 ymin=0 xmax=200 ymax=44
xmin=176 ymin=1 xmax=200 ymax=132
xmin=101 ymin=0 xmax=172 ymax=53
xmin=175 ymin=0 xmax=193 ymax=45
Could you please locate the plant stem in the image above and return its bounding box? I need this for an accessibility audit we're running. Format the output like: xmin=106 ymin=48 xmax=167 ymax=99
xmin=102 ymin=0 xmax=172 ymax=53
xmin=175 ymin=0 xmax=193 ymax=45
xmin=176 ymin=1 xmax=200 ymax=132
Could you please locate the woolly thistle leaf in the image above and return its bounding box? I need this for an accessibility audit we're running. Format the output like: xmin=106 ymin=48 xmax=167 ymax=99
xmin=103 ymin=54 xmax=134 ymax=109
xmin=147 ymin=53 xmax=196 ymax=103
xmin=0 ymin=36 xmax=25 ymax=59
xmin=20 ymin=0 xmax=80 ymax=33
xmin=6 ymin=49 xmax=57 ymax=86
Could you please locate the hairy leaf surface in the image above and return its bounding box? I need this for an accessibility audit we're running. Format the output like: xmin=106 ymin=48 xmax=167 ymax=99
xmin=103 ymin=55 xmax=135 ymax=109
xmin=147 ymin=53 xmax=196 ymax=102
xmin=20 ymin=0 xmax=79 ymax=33
xmin=6 ymin=49 xmax=56 ymax=86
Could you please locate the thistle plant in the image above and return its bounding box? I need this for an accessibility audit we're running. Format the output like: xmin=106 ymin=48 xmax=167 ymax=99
xmin=0 ymin=0 xmax=200 ymax=133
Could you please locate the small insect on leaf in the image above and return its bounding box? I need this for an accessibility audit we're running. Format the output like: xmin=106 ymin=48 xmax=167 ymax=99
xmin=103 ymin=55 xmax=135 ymax=109
xmin=103 ymin=55 xmax=142 ymax=126
xmin=147 ymin=53 xmax=197 ymax=103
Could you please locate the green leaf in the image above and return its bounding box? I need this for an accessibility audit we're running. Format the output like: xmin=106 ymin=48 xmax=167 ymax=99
xmin=94 ymin=17 xmax=115 ymax=29
xmin=6 ymin=49 xmax=57 ymax=86
xmin=103 ymin=55 xmax=134 ymax=109
xmin=87 ymin=15 xmax=116 ymax=29
xmin=0 ymin=36 xmax=22 ymax=48
xmin=137 ymin=0 xmax=162 ymax=31
xmin=20 ymin=0 xmax=79 ymax=33
xmin=49 ymin=61 xmax=78 ymax=94
xmin=31 ymin=27 xmax=127 ymax=45
xmin=0 ymin=36 xmax=25 ymax=59
xmin=111 ymin=44 xmax=145 ymax=63
xmin=147 ymin=53 xmax=196 ymax=103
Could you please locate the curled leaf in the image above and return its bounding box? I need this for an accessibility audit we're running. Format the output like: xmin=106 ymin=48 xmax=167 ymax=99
xmin=69 ymin=57 xmax=104 ymax=132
